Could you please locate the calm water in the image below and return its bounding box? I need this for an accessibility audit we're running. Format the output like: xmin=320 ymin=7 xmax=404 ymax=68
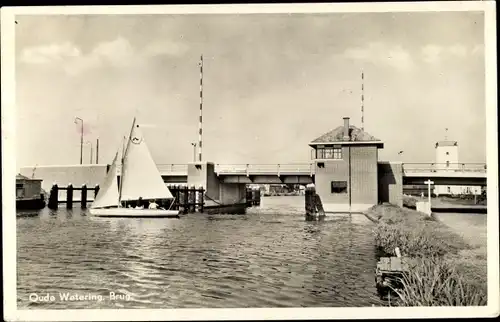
xmin=17 ymin=196 xmax=382 ymax=309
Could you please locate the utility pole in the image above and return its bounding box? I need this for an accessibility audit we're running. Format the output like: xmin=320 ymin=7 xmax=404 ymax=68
xmin=424 ymin=179 xmax=434 ymax=216
xmin=96 ymin=138 xmax=99 ymax=164
xmin=74 ymin=117 xmax=84 ymax=164
xmin=191 ymin=142 xmax=197 ymax=162
xmin=361 ymin=71 xmax=365 ymax=131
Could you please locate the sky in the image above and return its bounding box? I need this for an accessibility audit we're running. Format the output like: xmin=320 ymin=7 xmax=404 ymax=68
xmin=14 ymin=11 xmax=486 ymax=169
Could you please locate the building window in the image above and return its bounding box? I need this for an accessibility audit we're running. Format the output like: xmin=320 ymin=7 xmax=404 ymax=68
xmin=316 ymin=146 xmax=342 ymax=159
xmin=331 ymin=181 xmax=348 ymax=194
xmin=333 ymin=147 xmax=342 ymax=159
xmin=16 ymin=183 xmax=25 ymax=198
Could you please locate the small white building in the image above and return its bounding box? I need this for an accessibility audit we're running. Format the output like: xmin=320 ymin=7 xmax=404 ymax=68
xmin=434 ymin=140 xmax=481 ymax=196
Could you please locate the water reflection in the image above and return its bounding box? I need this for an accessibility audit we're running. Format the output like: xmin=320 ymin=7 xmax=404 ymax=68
xmin=17 ymin=196 xmax=381 ymax=308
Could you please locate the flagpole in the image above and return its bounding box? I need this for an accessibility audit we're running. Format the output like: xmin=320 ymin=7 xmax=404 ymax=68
xmin=198 ymin=55 xmax=203 ymax=163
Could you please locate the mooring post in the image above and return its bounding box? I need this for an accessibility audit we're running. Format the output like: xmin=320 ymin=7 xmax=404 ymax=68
xmin=183 ymin=185 xmax=189 ymax=214
xmin=189 ymin=185 xmax=196 ymax=213
xmin=255 ymin=188 xmax=261 ymax=206
xmin=311 ymin=185 xmax=317 ymax=215
xmin=48 ymin=183 xmax=59 ymax=210
xmin=305 ymin=184 xmax=317 ymax=220
xmin=246 ymin=187 xmax=252 ymax=207
xmin=173 ymin=185 xmax=179 ymax=210
xmin=200 ymin=186 xmax=205 ymax=213
xmin=66 ymin=183 xmax=73 ymax=209
xmin=81 ymin=184 xmax=87 ymax=209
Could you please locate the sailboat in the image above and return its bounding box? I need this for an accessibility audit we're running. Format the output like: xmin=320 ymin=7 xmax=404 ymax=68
xmin=89 ymin=118 xmax=180 ymax=218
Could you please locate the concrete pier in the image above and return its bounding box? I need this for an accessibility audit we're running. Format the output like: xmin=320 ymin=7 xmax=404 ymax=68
xmin=187 ymin=162 xmax=247 ymax=213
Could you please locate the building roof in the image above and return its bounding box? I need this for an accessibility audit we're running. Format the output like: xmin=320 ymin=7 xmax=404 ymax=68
xmin=435 ymin=140 xmax=458 ymax=147
xmin=16 ymin=173 xmax=29 ymax=180
xmin=310 ymin=125 xmax=382 ymax=144
xmin=16 ymin=173 xmax=42 ymax=181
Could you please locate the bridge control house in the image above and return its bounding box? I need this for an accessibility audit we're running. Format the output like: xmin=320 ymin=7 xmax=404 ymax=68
xmin=309 ymin=117 xmax=402 ymax=213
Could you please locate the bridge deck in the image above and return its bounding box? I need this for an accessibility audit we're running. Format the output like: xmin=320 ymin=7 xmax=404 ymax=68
xmin=157 ymin=163 xmax=486 ymax=179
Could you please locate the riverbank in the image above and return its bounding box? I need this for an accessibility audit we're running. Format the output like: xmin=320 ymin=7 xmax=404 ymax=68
xmin=403 ymin=194 xmax=486 ymax=207
xmin=366 ymin=204 xmax=487 ymax=306
xmin=402 ymin=195 xmax=487 ymax=213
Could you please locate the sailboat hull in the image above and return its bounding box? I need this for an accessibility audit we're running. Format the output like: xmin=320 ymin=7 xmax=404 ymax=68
xmin=89 ymin=207 xmax=180 ymax=218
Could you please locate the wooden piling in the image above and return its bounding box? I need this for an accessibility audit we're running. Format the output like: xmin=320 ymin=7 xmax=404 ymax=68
xmin=183 ymin=185 xmax=189 ymax=214
xmin=48 ymin=184 xmax=59 ymax=210
xmin=305 ymin=185 xmax=316 ymax=220
xmin=255 ymin=188 xmax=261 ymax=206
xmin=188 ymin=185 xmax=195 ymax=213
xmin=246 ymin=188 xmax=252 ymax=207
xmin=81 ymin=184 xmax=87 ymax=209
xmin=305 ymin=185 xmax=325 ymax=220
xmin=199 ymin=186 xmax=204 ymax=213
xmin=165 ymin=185 xmax=205 ymax=213
xmin=66 ymin=183 xmax=73 ymax=209
xmin=177 ymin=185 xmax=182 ymax=210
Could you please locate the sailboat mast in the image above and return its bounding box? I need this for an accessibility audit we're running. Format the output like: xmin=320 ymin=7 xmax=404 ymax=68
xmin=118 ymin=117 xmax=137 ymax=204
xmin=118 ymin=136 xmax=126 ymax=204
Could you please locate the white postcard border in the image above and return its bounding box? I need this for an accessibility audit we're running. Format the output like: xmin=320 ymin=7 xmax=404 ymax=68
xmin=2 ymin=2 xmax=498 ymax=321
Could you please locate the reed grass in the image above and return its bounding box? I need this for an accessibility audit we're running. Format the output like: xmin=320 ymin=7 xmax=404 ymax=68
xmin=389 ymin=257 xmax=487 ymax=306
xmin=368 ymin=204 xmax=487 ymax=306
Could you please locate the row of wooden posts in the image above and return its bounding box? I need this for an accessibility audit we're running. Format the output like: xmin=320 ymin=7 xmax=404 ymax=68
xmin=46 ymin=183 xmax=262 ymax=214
xmin=166 ymin=185 xmax=205 ymax=213
xmin=246 ymin=188 xmax=261 ymax=207
xmin=47 ymin=183 xmax=100 ymax=210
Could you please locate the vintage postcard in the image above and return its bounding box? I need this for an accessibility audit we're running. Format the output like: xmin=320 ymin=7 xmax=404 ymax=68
xmin=1 ymin=1 xmax=498 ymax=321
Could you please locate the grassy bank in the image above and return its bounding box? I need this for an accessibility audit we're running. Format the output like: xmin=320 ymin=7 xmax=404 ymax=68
xmin=403 ymin=194 xmax=486 ymax=208
xmin=366 ymin=204 xmax=487 ymax=306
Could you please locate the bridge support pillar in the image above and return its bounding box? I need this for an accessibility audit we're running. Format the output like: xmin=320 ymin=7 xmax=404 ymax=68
xmin=378 ymin=162 xmax=403 ymax=207
xmin=187 ymin=162 xmax=247 ymax=209
xmin=187 ymin=162 xmax=220 ymax=201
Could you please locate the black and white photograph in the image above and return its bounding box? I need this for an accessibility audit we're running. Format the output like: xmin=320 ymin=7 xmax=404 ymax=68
xmin=1 ymin=2 xmax=498 ymax=321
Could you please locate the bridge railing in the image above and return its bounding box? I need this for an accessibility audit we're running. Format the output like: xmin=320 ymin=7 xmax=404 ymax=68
xmin=402 ymin=163 xmax=487 ymax=173
xmin=156 ymin=164 xmax=189 ymax=174
xmin=155 ymin=162 xmax=487 ymax=176
xmin=215 ymin=163 xmax=314 ymax=176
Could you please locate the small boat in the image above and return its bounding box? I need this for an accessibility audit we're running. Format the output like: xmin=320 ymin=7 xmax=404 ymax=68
xmin=89 ymin=117 xmax=180 ymax=218
xmin=16 ymin=173 xmax=46 ymax=211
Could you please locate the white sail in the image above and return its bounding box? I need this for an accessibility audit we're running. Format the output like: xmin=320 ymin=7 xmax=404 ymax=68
xmin=91 ymin=152 xmax=120 ymax=208
xmin=120 ymin=120 xmax=174 ymax=201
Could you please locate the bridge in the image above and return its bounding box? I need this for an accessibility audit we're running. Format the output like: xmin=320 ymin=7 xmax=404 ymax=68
xmin=157 ymin=162 xmax=487 ymax=186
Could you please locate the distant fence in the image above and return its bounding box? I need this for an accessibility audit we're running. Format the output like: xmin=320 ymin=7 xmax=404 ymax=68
xmin=402 ymin=163 xmax=487 ymax=173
